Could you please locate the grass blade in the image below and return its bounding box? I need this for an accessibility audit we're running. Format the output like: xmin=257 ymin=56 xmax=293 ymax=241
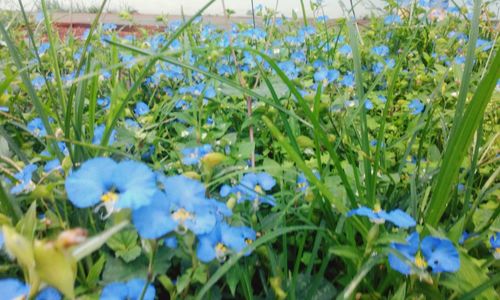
xmin=425 ymin=50 xmax=500 ymax=226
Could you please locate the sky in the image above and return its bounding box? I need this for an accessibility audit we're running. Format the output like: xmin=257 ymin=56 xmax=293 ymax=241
xmin=0 ymin=0 xmax=387 ymax=18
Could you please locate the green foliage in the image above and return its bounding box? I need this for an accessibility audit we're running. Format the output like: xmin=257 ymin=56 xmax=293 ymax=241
xmin=0 ymin=0 xmax=499 ymax=299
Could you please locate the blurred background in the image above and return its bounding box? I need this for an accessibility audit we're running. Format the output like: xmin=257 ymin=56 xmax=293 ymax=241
xmin=0 ymin=0 xmax=392 ymax=18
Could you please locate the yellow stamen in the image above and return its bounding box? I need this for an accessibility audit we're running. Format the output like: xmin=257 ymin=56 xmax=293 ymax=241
xmin=216 ymin=243 xmax=228 ymax=253
xmin=373 ymin=203 xmax=382 ymax=213
xmin=245 ymin=238 xmax=253 ymax=245
xmin=172 ymin=208 xmax=193 ymax=222
xmin=415 ymin=253 xmax=427 ymax=269
xmin=254 ymin=184 xmax=263 ymax=194
xmin=101 ymin=191 xmax=118 ymax=203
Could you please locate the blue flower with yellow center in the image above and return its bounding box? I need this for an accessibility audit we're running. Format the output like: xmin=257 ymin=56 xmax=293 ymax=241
xmin=388 ymin=232 xmax=460 ymax=275
xmin=65 ymin=158 xmax=157 ymax=215
xmin=133 ymin=175 xmax=218 ymax=238
xmin=235 ymin=172 xmax=277 ymax=206
xmin=196 ymin=222 xmax=256 ymax=263
xmin=181 ymin=144 xmax=212 ymax=166
xmin=347 ymin=204 xmax=416 ymax=228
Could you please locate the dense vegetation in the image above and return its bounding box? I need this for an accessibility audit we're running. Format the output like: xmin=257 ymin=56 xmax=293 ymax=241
xmin=0 ymin=0 xmax=498 ymax=299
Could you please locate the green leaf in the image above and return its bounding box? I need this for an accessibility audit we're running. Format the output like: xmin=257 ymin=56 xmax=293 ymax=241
xmin=390 ymin=282 xmax=406 ymax=300
xmin=72 ymin=221 xmax=128 ymax=261
xmin=440 ymin=251 xmax=498 ymax=299
xmin=0 ymin=136 xmax=10 ymax=157
xmin=16 ymin=201 xmax=37 ymax=240
xmin=225 ymin=265 xmax=241 ymax=296
xmin=195 ymin=225 xmax=319 ymax=300
xmin=106 ymin=229 xmax=141 ymax=262
xmin=425 ymin=45 xmax=500 ymax=226
xmin=176 ymin=268 xmax=193 ymax=294
xmin=86 ymin=255 xmax=106 ymax=288
xmin=102 ymin=247 xmax=172 ymax=283
xmin=296 ymin=273 xmax=337 ymax=300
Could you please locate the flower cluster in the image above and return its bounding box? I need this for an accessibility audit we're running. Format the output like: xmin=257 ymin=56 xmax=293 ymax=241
xmin=65 ymin=158 xmax=258 ymax=264
xmin=220 ymin=172 xmax=277 ymax=208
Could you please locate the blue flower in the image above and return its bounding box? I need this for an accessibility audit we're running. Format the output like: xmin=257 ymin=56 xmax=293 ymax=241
xmin=164 ymin=236 xmax=178 ymax=249
xmin=92 ymin=124 xmax=116 ymax=146
xmin=32 ymin=75 xmax=48 ymax=90
xmin=102 ymin=23 xmax=117 ymax=31
xmin=27 ymin=117 xmax=51 ymax=137
xmin=297 ymin=171 xmax=320 ymax=192
xmin=338 ymin=44 xmax=352 ymax=56
xmin=163 ymin=177 xmax=216 ymax=234
xmin=340 ymin=72 xmax=355 ymax=87
xmin=100 ymin=278 xmax=155 ymax=300
xmin=217 ymin=64 xmax=235 ymax=76
xmin=0 ymin=278 xmax=29 ymax=300
xmin=491 ymin=232 xmax=500 ymax=259
xmin=278 ymin=61 xmax=300 ymax=79
xmin=11 ymin=164 xmax=37 ymax=195
xmin=364 ymin=100 xmax=374 ymax=110
xmin=225 ymin=172 xmax=277 ymax=207
xmin=291 ymin=51 xmax=306 ymax=64
xmin=132 ymin=191 xmax=176 ymax=239
xmin=181 ymin=144 xmax=212 ymax=165
xmin=196 ymin=222 xmax=256 ymax=262
xmin=372 ymin=45 xmax=390 ymax=57
xmin=65 ymin=158 xmax=157 ymax=214
xmin=408 ymin=99 xmax=425 ymax=115
xmin=97 ymin=97 xmax=111 ymax=109
xmin=388 ymin=232 xmax=460 ymax=275
xmin=0 ymin=278 xmax=61 ymax=300
xmin=476 ymin=39 xmax=492 ymax=51
xmin=36 ymin=287 xmax=62 ymax=300
xmin=347 ymin=205 xmax=416 ymax=228
xmin=124 ymin=118 xmax=140 ymax=129
xmin=134 ymin=101 xmax=150 ymax=116
xmin=384 ymin=14 xmax=402 ymax=25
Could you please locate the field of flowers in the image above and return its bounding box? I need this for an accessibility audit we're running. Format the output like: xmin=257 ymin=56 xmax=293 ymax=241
xmin=0 ymin=0 xmax=499 ymax=299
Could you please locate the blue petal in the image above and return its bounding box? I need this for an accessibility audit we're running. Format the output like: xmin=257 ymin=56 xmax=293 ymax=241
xmin=388 ymin=232 xmax=420 ymax=275
xmin=100 ymin=282 xmax=128 ymax=300
xmin=126 ymin=278 xmax=155 ymax=300
xmin=256 ymin=172 xmax=276 ymax=190
xmin=196 ymin=235 xmax=217 ymax=263
xmin=65 ymin=158 xmax=116 ymax=208
xmin=490 ymin=232 xmax=500 ymax=248
xmin=113 ymin=161 xmax=157 ymax=210
xmin=0 ymin=278 xmax=29 ymax=299
xmin=346 ymin=206 xmax=377 ymax=219
xmin=221 ymin=224 xmax=256 ymax=254
xmin=36 ymin=287 xmax=62 ymax=300
xmin=185 ymin=209 xmax=216 ymax=235
xmin=164 ymin=236 xmax=178 ymax=249
xmin=421 ymin=236 xmax=460 ymax=273
xmin=132 ymin=192 xmax=176 ymax=239
xmin=220 ymin=184 xmax=233 ymax=197
xmin=160 ymin=175 xmax=206 ymax=210
xmin=240 ymin=173 xmax=258 ymax=188
xmin=385 ymin=209 xmax=416 ymax=228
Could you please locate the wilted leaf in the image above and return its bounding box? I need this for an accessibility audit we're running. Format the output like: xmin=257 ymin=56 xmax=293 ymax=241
xmin=34 ymin=241 xmax=76 ymax=299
